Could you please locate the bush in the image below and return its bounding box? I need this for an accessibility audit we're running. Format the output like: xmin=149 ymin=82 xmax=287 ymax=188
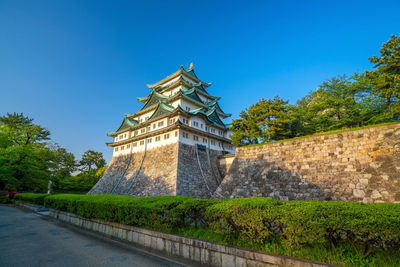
xmin=14 ymin=193 xmax=49 ymax=205
xmin=15 ymin=193 xmax=400 ymax=266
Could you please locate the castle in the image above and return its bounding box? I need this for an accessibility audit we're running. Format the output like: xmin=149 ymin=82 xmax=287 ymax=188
xmin=89 ymin=65 xmax=400 ymax=203
xmin=89 ymin=64 xmax=235 ymax=198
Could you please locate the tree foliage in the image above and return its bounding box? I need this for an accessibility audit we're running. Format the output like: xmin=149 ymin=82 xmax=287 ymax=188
xmin=79 ymin=150 xmax=106 ymax=171
xmin=0 ymin=112 xmax=107 ymax=192
xmin=231 ymin=34 xmax=400 ymax=146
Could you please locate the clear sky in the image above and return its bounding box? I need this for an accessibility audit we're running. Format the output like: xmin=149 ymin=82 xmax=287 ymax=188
xmin=1 ymin=0 xmax=399 ymax=163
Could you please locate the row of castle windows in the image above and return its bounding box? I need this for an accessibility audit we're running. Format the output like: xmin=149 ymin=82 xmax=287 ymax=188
xmin=114 ymin=131 xmax=178 ymax=152
xmin=181 ymin=131 xmax=228 ymax=148
xmin=116 ymin=116 xmax=225 ymax=144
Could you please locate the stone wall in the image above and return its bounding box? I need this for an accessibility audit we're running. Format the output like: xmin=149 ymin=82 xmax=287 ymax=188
xmin=177 ymin=143 xmax=222 ymax=199
xmin=217 ymin=155 xmax=235 ymax=178
xmin=214 ymin=123 xmax=400 ymax=203
xmin=89 ymin=143 xmax=179 ymax=196
xmin=89 ymin=143 xmax=224 ymax=198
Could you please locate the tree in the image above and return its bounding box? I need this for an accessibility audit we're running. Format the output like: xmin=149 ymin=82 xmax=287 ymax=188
xmin=79 ymin=150 xmax=106 ymax=171
xmin=366 ymin=34 xmax=400 ymax=118
xmin=230 ymin=95 xmax=292 ymax=146
xmin=295 ymin=76 xmax=361 ymax=132
xmin=0 ymin=113 xmax=52 ymax=191
xmin=0 ymin=112 xmax=50 ymax=146
xmin=48 ymin=145 xmax=77 ymax=183
xmin=230 ymin=110 xmax=261 ymax=146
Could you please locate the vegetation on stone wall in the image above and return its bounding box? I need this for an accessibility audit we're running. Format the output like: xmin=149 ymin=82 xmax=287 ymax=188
xmin=15 ymin=193 xmax=400 ymax=266
xmin=0 ymin=112 xmax=106 ymax=192
xmin=231 ymin=34 xmax=400 ymax=146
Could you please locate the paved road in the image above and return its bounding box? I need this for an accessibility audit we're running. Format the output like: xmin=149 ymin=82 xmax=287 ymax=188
xmin=0 ymin=205 xmax=188 ymax=267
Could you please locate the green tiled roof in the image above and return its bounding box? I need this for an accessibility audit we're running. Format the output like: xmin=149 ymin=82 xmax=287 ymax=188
xmin=185 ymin=68 xmax=198 ymax=79
xmin=148 ymin=101 xmax=175 ymax=121
xmin=189 ymin=107 xmax=226 ymax=128
xmin=207 ymin=100 xmax=231 ymax=118
xmin=182 ymin=88 xmax=204 ymax=104
xmin=107 ymin=116 xmax=138 ymax=136
xmin=139 ymin=90 xmax=168 ymax=111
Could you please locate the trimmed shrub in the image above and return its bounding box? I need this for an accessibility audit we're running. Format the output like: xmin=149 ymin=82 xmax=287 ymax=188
xmin=14 ymin=193 xmax=49 ymax=205
xmin=15 ymin=193 xmax=400 ymax=266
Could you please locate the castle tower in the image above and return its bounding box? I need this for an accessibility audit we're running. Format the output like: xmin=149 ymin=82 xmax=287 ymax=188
xmin=89 ymin=64 xmax=235 ymax=198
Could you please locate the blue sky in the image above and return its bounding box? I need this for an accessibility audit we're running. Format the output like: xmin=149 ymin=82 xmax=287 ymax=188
xmin=1 ymin=0 xmax=399 ymax=163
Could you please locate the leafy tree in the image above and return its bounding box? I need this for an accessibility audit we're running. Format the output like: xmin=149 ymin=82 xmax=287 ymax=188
xmin=365 ymin=34 xmax=400 ymax=118
xmin=0 ymin=112 xmax=50 ymax=146
xmin=0 ymin=113 xmax=52 ymax=191
xmin=250 ymin=96 xmax=292 ymax=142
xmin=230 ymin=95 xmax=292 ymax=145
xmin=230 ymin=110 xmax=261 ymax=146
xmin=295 ymin=76 xmax=361 ymax=132
xmin=79 ymin=150 xmax=106 ymax=171
xmin=48 ymin=144 xmax=77 ymax=184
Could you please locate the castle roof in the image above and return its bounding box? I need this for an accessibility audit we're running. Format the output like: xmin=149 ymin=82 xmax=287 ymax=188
xmin=147 ymin=64 xmax=211 ymax=90
xmin=108 ymin=64 xmax=231 ymax=136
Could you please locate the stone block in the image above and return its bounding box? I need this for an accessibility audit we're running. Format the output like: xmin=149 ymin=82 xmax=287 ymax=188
xmin=210 ymin=251 xmax=221 ymax=266
xmin=200 ymin=248 xmax=209 ymax=264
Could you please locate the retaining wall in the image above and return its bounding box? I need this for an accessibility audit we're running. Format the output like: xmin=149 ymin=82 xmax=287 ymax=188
xmin=15 ymin=201 xmax=330 ymax=267
xmin=214 ymin=123 xmax=400 ymax=202
xmin=89 ymin=143 xmax=223 ymax=199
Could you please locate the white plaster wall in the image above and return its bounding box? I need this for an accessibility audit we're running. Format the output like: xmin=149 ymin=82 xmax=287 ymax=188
xmin=112 ymin=129 xmax=180 ymax=156
xmin=182 ymin=75 xmax=197 ymax=86
xmin=180 ymin=99 xmax=202 ymax=112
xmin=115 ymin=131 xmax=130 ymax=142
xmin=134 ymin=110 xmax=155 ymax=123
xmin=162 ymin=76 xmax=180 ymax=88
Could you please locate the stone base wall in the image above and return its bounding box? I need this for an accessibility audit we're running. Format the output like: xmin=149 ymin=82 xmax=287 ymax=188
xmin=89 ymin=143 xmax=225 ymax=198
xmin=89 ymin=143 xmax=179 ymax=196
xmin=217 ymin=155 xmax=235 ymax=178
xmin=214 ymin=123 xmax=400 ymax=203
xmin=177 ymin=143 xmax=223 ymax=199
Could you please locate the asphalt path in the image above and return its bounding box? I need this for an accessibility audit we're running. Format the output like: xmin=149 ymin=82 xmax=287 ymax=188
xmin=0 ymin=205 xmax=188 ymax=267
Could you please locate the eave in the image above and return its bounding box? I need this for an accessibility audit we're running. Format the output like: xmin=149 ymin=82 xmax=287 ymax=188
xmin=147 ymin=66 xmax=210 ymax=90
xmin=106 ymin=121 xmax=232 ymax=147
xmin=167 ymin=90 xmax=208 ymax=109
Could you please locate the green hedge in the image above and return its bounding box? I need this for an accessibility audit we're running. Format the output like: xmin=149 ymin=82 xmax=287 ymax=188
xmin=15 ymin=193 xmax=400 ymax=266
xmin=14 ymin=193 xmax=49 ymax=205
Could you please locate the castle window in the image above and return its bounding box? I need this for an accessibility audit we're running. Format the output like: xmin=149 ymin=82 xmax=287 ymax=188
xmin=140 ymin=140 xmax=144 ymax=146
xmin=203 ymin=138 xmax=207 ymax=144
xmin=182 ymin=132 xmax=189 ymax=138
xmin=133 ymin=142 xmax=137 ymax=147
xmin=124 ymin=133 xmax=127 ymax=138
xmin=127 ymin=144 xmax=130 ymax=149
xmin=153 ymin=124 xmax=156 ymax=129
xmin=201 ymin=124 xmax=203 ymax=129
xmin=164 ymin=133 xmax=170 ymax=139
xmin=192 ymin=121 xmax=199 ymax=127
xmin=175 ymin=131 xmax=178 ymax=137
xmin=115 ymin=147 xmax=118 ymax=152
xmin=141 ymin=128 xmax=145 ymax=134
xmin=211 ymin=140 xmax=215 ymax=145
xmin=182 ymin=118 xmax=189 ymax=124
xmin=185 ymin=107 xmax=191 ymax=111
xmin=147 ymin=138 xmax=152 ymax=143
xmin=147 ymin=127 xmax=151 ymax=132
xmin=210 ymin=128 xmax=215 ymax=134
xmin=121 ymin=145 xmax=125 ymax=150
xmin=205 ymin=126 xmax=208 ymax=131
xmin=135 ymin=131 xmax=138 ymax=136
xmin=155 ymin=136 xmax=161 ymax=142
xmin=169 ymin=119 xmax=175 ymax=125
xmin=193 ymin=135 xmax=199 ymax=141
xmin=158 ymin=121 xmax=164 ymax=127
